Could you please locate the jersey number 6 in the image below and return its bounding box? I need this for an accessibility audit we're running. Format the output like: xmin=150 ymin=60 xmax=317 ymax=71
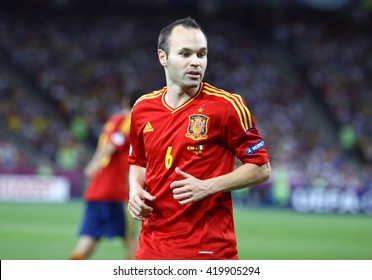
xmin=165 ymin=146 xmax=173 ymax=169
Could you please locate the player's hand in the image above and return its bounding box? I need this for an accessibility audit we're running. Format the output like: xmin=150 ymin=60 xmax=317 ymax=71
xmin=170 ymin=167 xmax=212 ymax=205
xmin=84 ymin=162 xmax=100 ymax=178
xmin=128 ymin=186 xmax=156 ymax=221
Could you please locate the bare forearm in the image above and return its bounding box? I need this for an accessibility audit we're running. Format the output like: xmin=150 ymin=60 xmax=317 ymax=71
xmin=128 ymin=164 xmax=156 ymax=220
xmin=206 ymin=162 xmax=271 ymax=194
xmin=84 ymin=142 xmax=116 ymax=177
xmin=129 ymin=165 xmax=146 ymax=193
xmin=94 ymin=142 xmax=116 ymax=163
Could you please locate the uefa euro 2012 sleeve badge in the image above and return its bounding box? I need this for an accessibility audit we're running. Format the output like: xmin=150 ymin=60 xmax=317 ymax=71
xmin=185 ymin=114 xmax=209 ymax=140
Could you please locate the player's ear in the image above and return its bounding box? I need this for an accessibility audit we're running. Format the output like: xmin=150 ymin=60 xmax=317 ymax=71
xmin=158 ymin=49 xmax=167 ymax=67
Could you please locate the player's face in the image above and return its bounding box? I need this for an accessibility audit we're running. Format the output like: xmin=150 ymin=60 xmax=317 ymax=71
xmin=161 ymin=26 xmax=208 ymax=89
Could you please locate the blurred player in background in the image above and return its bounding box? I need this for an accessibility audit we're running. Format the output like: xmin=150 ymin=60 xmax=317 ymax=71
xmin=128 ymin=17 xmax=271 ymax=259
xmin=69 ymin=93 xmax=139 ymax=260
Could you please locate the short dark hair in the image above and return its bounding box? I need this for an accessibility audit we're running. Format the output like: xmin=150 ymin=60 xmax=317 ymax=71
xmin=157 ymin=17 xmax=207 ymax=55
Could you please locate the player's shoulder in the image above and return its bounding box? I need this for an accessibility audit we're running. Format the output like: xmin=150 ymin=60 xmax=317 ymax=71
xmin=104 ymin=113 xmax=119 ymax=125
xmin=201 ymin=82 xmax=246 ymax=106
xmin=103 ymin=113 xmax=126 ymax=133
xmin=108 ymin=112 xmax=125 ymax=123
xmin=133 ymin=87 xmax=165 ymax=108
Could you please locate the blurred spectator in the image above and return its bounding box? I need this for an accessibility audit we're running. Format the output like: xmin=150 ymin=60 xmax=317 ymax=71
xmin=70 ymin=114 xmax=89 ymax=141
xmin=289 ymin=20 xmax=372 ymax=162
xmin=0 ymin=138 xmax=30 ymax=170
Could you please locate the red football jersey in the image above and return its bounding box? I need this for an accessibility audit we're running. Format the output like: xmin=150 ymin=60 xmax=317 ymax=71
xmin=84 ymin=112 xmax=131 ymax=202
xmin=129 ymin=82 xmax=269 ymax=259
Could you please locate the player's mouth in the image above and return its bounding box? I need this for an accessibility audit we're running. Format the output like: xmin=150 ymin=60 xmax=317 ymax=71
xmin=187 ymin=71 xmax=201 ymax=79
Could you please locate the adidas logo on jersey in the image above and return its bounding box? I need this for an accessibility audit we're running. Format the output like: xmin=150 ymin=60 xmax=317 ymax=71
xmin=143 ymin=122 xmax=154 ymax=133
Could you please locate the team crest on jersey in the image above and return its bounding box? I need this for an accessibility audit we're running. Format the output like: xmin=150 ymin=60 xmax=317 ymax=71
xmin=185 ymin=114 xmax=209 ymax=140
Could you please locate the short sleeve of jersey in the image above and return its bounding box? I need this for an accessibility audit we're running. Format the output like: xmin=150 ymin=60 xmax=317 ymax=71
xmin=101 ymin=114 xmax=130 ymax=151
xmin=222 ymin=96 xmax=269 ymax=166
xmin=128 ymin=106 xmax=147 ymax=167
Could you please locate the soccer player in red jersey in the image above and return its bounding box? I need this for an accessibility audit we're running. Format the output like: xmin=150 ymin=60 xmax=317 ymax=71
xmin=128 ymin=17 xmax=271 ymax=259
xmin=69 ymin=95 xmax=138 ymax=260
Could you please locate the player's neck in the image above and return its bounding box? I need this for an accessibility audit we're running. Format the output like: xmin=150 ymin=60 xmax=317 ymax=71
xmin=165 ymin=84 xmax=200 ymax=109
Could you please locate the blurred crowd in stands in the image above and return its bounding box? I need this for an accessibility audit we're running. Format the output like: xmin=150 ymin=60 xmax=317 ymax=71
xmin=0 ymin=5 xmax=371 ymax=198
xmin=289 ymin=20 xmax=371 ymax=163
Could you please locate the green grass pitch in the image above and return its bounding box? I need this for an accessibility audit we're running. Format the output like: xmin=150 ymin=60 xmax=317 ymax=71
xmin=0 ymin=201 xmax=371 ymax=260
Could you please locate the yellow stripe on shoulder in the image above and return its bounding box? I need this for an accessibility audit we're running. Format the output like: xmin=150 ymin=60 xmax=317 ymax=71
xmin=203 ymin=83 xmax=252 ymax=130
xmin=131 ymin=89 xmax=164 ymax=110
xmin=120 ymin=115 xmax=131 ymax=135
xmin=137 ymin=89 xmax=164 ymax=102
